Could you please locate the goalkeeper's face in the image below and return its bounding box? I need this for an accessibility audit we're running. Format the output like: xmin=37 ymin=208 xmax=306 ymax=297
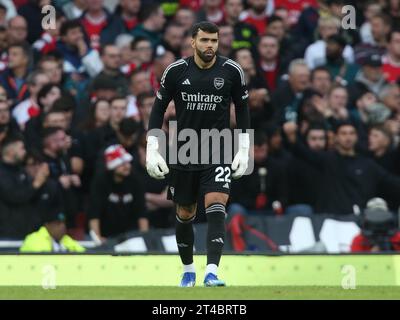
xmin=192 ymin=30 xmax=219 ymax=63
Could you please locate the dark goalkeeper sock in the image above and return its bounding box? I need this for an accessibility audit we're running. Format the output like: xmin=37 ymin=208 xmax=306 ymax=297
xmin=205 ymin=203 xmax=226 ymax=266
xmin=175 ymin=214 xmax=195 ymax=265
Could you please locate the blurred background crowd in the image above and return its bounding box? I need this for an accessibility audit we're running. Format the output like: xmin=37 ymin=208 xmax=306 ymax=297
xmin=0 ymin=0 xmax=400 ymax=252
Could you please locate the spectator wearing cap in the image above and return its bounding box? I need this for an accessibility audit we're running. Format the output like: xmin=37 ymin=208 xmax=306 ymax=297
xmin=382 ymin=28 xmax=400 ymax=83
xmin=323 ymin=34 xmax=360 ymax=86
xmin=20 ymin=207 xmax=85 ymax=253
xmin=0 ymin=135 xmax=49 ymax=239
xmin=351 ymin=53 xmax=388 ymax=97
xmin=88 ymin=144 xmax=148 ymax=242
xmin=78 ymin=0 xmax=125 ymax=50
xmin=283 ymin=121 xmax=400 ymax=215
xmin=131 ymin=3 xmax=166 ymax=51
xmin=304 ymin=16 xmax=354 ymax=70
xmin=354 ymin=13 xmax=391 ymax=64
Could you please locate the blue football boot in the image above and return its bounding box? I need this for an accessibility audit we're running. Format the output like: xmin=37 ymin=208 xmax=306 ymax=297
xmin=179 ymin=272 xmax=196 ymax=287
xmin=204 ymin=273 xmax=226 ymax=287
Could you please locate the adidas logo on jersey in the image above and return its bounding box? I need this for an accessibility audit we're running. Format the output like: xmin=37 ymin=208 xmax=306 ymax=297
xmin=211 ymin=238 xmax=224 ymax=244
xmin=182 ymin=79 xmax=191 ymax=85
xmin=223 ymin=183 xmax=229 ymax=189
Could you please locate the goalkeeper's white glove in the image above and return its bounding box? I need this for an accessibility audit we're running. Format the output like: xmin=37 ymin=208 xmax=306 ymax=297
xmin=146 ymin=136 xmax=169 ymax=179
xmin=231 ymin=132 xmax=250 ymax=179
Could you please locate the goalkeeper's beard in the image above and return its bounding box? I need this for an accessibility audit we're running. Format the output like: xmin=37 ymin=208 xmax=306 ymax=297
xmin=196 ymin=48 xmax=216 ymax=63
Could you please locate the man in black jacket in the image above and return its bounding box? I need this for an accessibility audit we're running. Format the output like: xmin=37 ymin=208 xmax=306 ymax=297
xmin=287 ymin=123 xmax=327 ymax=212
xmin=284 ymin=120 xmax=400 ymax=215
xmin=0 ymin=135 xmax=49 ymax=239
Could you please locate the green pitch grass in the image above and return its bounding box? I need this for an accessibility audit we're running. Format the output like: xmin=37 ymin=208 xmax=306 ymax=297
xmin=0 ymin=286 xmax=399 ymax=300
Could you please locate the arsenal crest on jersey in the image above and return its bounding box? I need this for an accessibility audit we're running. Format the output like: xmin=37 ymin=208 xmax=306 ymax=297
xmin=214 ymin=77 xmax=224 ymax=90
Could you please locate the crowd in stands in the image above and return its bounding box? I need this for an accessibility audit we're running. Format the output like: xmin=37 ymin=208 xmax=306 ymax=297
xmin=0 ymin=0 xmax=400 ymax=246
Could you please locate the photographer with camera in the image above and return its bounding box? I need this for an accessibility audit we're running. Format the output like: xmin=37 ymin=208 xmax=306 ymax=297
xmin=351 ymin=198 xmax=400 ymax=252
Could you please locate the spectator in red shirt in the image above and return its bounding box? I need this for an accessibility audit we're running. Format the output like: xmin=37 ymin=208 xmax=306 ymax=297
xmin=79 ymin=0 xmax=125 ymax=50
xmin=114 ymin=0 xmax=141 ymax=32
xmin=274 ymin=0 xmax=317 ymax=27
xmin=257 ymin=34 xmax=282 ymax=92
xmin=239 ymin=0 xmax=269 ymax=36
xmin=382 ymin=28 xmax=400 ymax=83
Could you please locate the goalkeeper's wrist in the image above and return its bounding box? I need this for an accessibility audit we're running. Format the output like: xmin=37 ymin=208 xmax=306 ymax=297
xmin=147 ymin=135 xmax=159 ymax=150
xmin=238 ymin=133 xmax=250 ymax=150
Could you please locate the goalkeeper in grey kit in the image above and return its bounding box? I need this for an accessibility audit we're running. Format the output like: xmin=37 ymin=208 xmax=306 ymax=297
xmin=146 ymin=21 xmax=250 ymax=287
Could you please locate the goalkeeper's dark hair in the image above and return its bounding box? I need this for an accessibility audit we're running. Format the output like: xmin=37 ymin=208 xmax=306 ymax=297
xmin=191 ymin=21 xmax=219 ymax=38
